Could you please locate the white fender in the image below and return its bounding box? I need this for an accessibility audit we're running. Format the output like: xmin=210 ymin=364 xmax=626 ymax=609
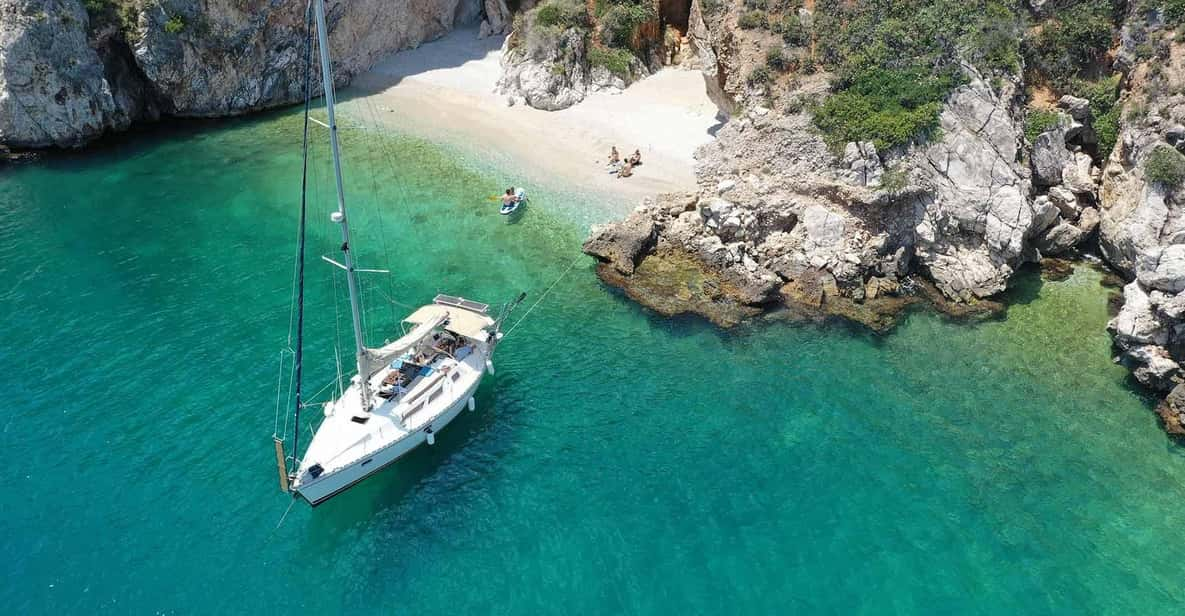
xmin=486 ymin=359 xmax=495 ymax=375
xmin=425 ymin=429 xmax=435 ymax=446
xmin=468 ymin=397 xmax=476 ymax=412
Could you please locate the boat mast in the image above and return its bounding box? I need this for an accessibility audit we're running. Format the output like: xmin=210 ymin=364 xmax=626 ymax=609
xmin=313 ymin=0 xmax=372 ymax=410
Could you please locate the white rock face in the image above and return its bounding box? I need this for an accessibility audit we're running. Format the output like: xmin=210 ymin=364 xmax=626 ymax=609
xmin=842 ymin=141 xmax=883 ymax=188
xmin=0 ymin=0 xmax=138 ymax=147
xmin=1 ymin=0 xmax=479 ymax=147
xmin=1098 ymin=18 xmax=1185 ymax=396
xmin=496 ymin=19 xmax=648 ymax=111
xmin=913 ymin=71 xmax=1036 ymax=300
xmin=1138 ymin=244 xmax=1185 ymax=293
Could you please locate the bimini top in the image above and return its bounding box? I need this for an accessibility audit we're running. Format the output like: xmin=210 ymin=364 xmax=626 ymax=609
xmin=404 ymin=303 xmax=494 ymax=342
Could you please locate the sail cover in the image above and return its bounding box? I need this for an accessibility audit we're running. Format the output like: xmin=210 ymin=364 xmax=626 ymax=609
xmin=405 ymin=304 xmax=494 ymax=343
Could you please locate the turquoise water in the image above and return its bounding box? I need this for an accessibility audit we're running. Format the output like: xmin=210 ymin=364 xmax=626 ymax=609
xmin=2 ymin=110 xmax=1184 ymax=614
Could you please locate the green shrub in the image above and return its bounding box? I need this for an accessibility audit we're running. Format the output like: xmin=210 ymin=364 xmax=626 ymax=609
xmin=1094 ymin=105 xmax=1120 ymax=158
xmin=164 ymin=15 xmax=185 ymax=33
xmin=748 ymin=66 xmax=774 ymax=85
xmin=766 ymin=47 xmax=789 ymax=71
xmin=600 ymin=3 xmax=653 ymax=48
xmin=813 ymin=66 xmax=958 ymax=150
xmin=1068 ymin=75 xmax=1120 ymax=155
xmin=588 ymin=46 xmax=635 ymax=78
xmin=961 ymin=1 xmax=1023 ymax=74
xmin=771 ymin=16 xmax=808 ymax=46
xmin=1024 ymin=109 xmax=1061 ymax=143
xmin=1023 ymin=0 xmax=1118 ymax=88
xmin=534 ymin=0 xmax=589 ymax=29
xmin=744 ymin=0 xmax=769 ymax=9
xmin=738 ymin=10 xmax=768 ymax=30
xmin=525 ymin=23 xmax=563 ymax=59
xmin=1146 ymin=145 xmax=1185 ymax=187
xmin=1166 ymin=0 xmax=1185 ymax=25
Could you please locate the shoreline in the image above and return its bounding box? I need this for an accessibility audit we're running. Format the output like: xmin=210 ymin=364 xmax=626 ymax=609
xmin=337 ymin=28 xmax=721 ymax=216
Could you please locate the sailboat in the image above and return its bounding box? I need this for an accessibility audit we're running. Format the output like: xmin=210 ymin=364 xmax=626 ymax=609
xmin=273 ymin=0 xmax=524 ymax=507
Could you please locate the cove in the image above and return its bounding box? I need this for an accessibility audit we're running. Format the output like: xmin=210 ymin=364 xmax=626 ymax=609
xmin=1 ymin=110 xmax=1183 ymax=614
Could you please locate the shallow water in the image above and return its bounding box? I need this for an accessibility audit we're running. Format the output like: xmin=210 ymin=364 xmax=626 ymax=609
xmin=1 ymin=110 xmax=1182 ymax=614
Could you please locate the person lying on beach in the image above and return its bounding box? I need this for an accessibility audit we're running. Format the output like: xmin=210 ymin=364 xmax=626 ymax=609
xmin=629 ymin=150 xmax=642 ymax=166
xmin=609 ymin=146 xmax=620 ymax=165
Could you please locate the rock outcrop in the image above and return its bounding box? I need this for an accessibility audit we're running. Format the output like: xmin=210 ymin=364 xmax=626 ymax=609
xmin=1099 ymin=36 xmax=1185 ymax=398
xmin=1 ymin=0 xmax=481 ymax=148
xmin=0 ymin=0 xmax=142 ymax=147
xmin=495 ymin=3 xmax=652 ymax=110
xmin=584 ymin=69 xmax=1037 ymax=329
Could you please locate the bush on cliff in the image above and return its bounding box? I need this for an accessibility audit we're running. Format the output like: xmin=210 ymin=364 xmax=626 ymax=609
xmin=599 ymin=2 xmax=654 ymax=48
xmin=739 ymin=10 xmax=768 ymax=29
xmin=534 ymin=0 xmax=590 ymax=29
xmin=589 ymin=46 xmax=635 ymax=78
xmin=810 ymin=0 xmax=1022 ymax=149
xmin=1024 ymin=0 xmax=1120 ymax=88
xmin=813 ymin=66 xmax=959 ymax=151
xmin=1146 ymin=146 xmax=1185 ymax=188
xmin=1024 ymin=109 xmax=1061 ymax=143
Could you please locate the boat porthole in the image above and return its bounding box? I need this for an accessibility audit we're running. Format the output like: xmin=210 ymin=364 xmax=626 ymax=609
xmin=361 ymin=458 xmax=373 ymax=466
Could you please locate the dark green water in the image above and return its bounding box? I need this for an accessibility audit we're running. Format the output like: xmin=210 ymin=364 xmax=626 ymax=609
xmin=2 ymin=110 xmax=1184 ymax=614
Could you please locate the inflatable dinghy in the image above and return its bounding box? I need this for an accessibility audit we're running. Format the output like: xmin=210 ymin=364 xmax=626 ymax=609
xmin=500 ymin=188 xmax=527 ymax=215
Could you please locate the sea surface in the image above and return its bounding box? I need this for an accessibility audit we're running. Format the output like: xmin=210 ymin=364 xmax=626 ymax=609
xmin=2 ymin=109 xmax=1184 ymax=615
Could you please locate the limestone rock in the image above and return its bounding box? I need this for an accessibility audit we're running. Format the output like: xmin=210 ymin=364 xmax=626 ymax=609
xmin=1030 ymin=115 xmax=1072 ymax=187
xmin=479 ymin=0 xmax=512 ymax=38
xmin=1137 ymin=244 xmax=1185 ymax=294
xmin=1058 ymin=95 xmax=1092 ymax=122
xmin=1047 ymin=186 xmax=1080 ymax=219
xmin=1110 ymin=281 xmax=1168 ymax=346
xmin=1 ymin=0 xmax=477 ymax=147
xmin=841 ymin=141 xmax=883 ymax=188
xmin=1031 ymin=195 xmax=1060 ymax=234
xmin=0 ymin=0 xmax=138 ymax=147
xmin=914 ymin=70 xmax=1034 ymax=301
xmin=582 ymin=206 xmax=658 ymax=275
xmin=1061 ymin=152 xmax=1098 ymax=195
xmin=1075 ymin=207 xmax=1100 ymax=236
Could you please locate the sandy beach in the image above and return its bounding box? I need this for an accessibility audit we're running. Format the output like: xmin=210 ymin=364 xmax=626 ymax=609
xmin=339 ymin=28 xmax=721 ymax=207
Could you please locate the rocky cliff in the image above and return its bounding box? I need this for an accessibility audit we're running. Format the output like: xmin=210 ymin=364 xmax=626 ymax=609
xmin=0 ymin=0 xmax=483 ymax=149
xmin=581 ymin=1 xmax=1185 ymax=434
xmin=1099 ymin=6 xmax=1185 ymax=433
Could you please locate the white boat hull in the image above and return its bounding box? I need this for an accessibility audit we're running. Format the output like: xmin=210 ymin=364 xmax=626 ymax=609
xmin=294 ymin=376 xmax=481 ymax=506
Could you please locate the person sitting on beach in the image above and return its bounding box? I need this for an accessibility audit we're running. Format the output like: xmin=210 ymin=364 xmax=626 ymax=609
xmin=609 ymin=146 xmax=620 ymax=165
xmin=629 ymin=149 xmax=642 ymax=166
xmin=618 ymin=161 xmax=634 ymax=178
xmin=502 ymin=188 xmax=516 ymax=207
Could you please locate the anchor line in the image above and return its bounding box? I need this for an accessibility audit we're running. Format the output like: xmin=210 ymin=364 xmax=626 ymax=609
xmin=502 ymin=254 xmax=585 ymax=338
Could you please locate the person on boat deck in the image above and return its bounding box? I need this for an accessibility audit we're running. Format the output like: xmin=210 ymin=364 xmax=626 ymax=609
xmin=609 ymin=146 xmax=620 ymax=165
xmin=502 ymin=188 xmax=517 ymax=207
xmin=629 ymin=149 xmax=642 ymax=166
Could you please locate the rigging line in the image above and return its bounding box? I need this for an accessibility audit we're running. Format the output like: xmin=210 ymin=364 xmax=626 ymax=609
xmin=291 ymin=0 xmax=316 ymax=467
xmin=354 ymin=97 xmax=400 ymax=328
xmin=352 ymin=95 xmax=410 ymax=317
xmin=275 ymin=497 xmax=298 ymax=530
xmin=503 ymin=254 xmax=585 ymax=338
xmin=300 ymin=376 xmax=343 ymax=407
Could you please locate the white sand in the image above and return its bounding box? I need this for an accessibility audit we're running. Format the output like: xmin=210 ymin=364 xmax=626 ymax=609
xmin=340 ymin=28 xmax=721 ymax=208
